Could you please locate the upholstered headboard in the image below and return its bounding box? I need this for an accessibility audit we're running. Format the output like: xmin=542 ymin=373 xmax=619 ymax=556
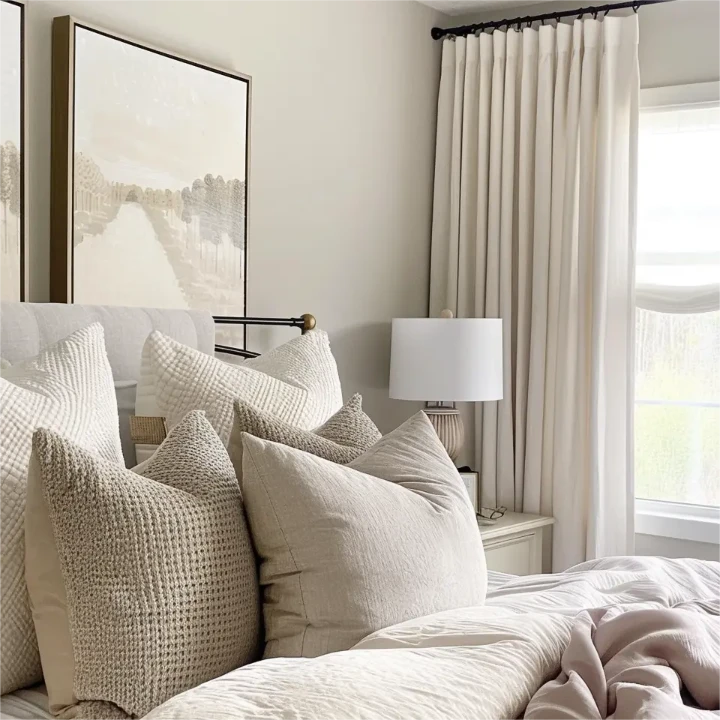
xmin=0 ymin=302 xmax=215 ymax=465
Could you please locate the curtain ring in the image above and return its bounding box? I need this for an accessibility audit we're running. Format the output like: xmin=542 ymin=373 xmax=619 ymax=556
xmin=632 ymin=2 xmax=640 ymax=12
xmin=592 ymin=9 xmax=598 ymax=19
xmin=578 ymin=12 xmax=585 ymax=20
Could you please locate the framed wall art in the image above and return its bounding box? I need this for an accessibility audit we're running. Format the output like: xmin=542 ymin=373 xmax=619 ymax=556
xmin=1 ymin=0 xmax=27 ymax=300
xmin=50 ymin=16 xmax=250 ymax=332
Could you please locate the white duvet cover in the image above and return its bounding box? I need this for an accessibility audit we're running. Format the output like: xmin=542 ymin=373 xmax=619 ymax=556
xmin=0 ymin=685 xmax=51 ymax=719
xmin=146 ymin=557 xmax=720 ymax=720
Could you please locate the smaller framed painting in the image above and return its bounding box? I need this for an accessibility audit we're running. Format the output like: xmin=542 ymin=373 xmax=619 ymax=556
xmin=1 ymin=0 xmax=27 ymax=300
xmin=50 ymin=16 xmax=250 ymax=343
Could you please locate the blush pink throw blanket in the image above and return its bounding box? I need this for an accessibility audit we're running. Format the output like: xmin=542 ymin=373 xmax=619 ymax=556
xmin=525 ymin=601 xmax=720 ymax=719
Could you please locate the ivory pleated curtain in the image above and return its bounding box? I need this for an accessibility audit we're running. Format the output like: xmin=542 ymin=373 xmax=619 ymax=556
xmin=429 ymin=16 xmax=640 ymax=570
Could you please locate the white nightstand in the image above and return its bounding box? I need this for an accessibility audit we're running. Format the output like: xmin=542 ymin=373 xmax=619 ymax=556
xmin=479 ymin=512 xmax=554 ymax=576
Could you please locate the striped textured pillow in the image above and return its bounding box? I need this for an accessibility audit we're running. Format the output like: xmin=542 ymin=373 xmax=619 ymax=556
xmin=135 ymin=329 xmax=343 ymax=447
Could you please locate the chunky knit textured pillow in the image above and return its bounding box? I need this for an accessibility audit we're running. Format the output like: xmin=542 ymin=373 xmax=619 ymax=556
xmin=25 ymin=411 xmax=260 ymax=719
xmin=0 ymin=324 xmax=123 ymax=695
xmin=135 ymin=329 xmax=343 ymax=446
xmin=241 ymin=411 xmax=487 ymax=660
xmin=228 ymin=393 xmax=381 ymax=473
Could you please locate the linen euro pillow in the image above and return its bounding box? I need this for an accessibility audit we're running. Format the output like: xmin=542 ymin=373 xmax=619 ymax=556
xmin=228 ymin=393 xmax=381 ymax=474
xmin=241 ymin=411 xmax=487 ymax=659
xmin=0 ymin=323 xmax=123 ymax=695
xmin=25 ymin=411 xmax=260 ymax=719
xmin=135 ymin=329 xmax=343 ymax=447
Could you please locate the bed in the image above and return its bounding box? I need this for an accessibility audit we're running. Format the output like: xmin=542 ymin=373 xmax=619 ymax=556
xmin=5 ymin=559 xmax=716 ymax=720
xmin=1 ymin=303 xmax=718 ymax=720
xmin=0 ymin=685 xmax=51 ymax=720
xmin=0 ymin=569 xmax=514 ymax=719
xmin=144 ymin=557 xmax=719 ymax=719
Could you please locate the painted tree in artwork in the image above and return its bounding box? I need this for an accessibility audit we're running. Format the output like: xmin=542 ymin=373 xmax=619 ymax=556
xmin=7 ymin=147 xmax=20 ymax=219
xmin=74 ymin=153 xmax=108 ymax=213
xmin=164 ymin=189 xmax=173 ymax=212
xmin=0 ymin=145 xmax=11 ymax=252
xmin=0 ymin=142 xmax=20 ymax=252
xmin=227 ymin=178 xmax=245 ymax=250
xmin=180 ymin=186 xmax=193 ymax=242
xmin=210 ymin=174 xmax=226 ymax=272
xmin=174 ymin=172 xmax=245 ymax=283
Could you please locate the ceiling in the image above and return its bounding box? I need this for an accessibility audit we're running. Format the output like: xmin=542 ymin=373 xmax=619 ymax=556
xmin=419 ymin=0 xmax=545 ymax=17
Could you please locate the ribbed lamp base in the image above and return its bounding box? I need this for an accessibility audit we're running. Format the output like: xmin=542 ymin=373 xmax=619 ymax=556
xmin=424 ymin=408 xmax=464 ymax=463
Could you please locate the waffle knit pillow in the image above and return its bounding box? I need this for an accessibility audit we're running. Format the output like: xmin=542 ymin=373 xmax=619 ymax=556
xmin=25 ymin=411 xmax=260 ymax=719
xmin=241 ymin=411 xmax=487 ymax=660
xmin=228 ymin=393 xmax=381 ymax=474
xmin=135 ymin=329 xmax=343 ymax=447
xmin=0 ymin=323 xmax=123 ymax=695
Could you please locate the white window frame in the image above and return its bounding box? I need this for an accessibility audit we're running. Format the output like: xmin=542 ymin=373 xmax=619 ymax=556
xmin=635 ymin=81 xmax=720 ymax=544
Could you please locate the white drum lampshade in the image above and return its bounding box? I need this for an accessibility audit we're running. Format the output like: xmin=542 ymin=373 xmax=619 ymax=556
xmin=389 ymin=316 xmax=503 ymax=461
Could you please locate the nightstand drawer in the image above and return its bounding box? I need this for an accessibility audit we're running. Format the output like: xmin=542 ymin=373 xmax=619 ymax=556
xmin=483 ymin=532 xmax=538 ymax=576
xmin=478 ymin=511 xmax=554 ymax=575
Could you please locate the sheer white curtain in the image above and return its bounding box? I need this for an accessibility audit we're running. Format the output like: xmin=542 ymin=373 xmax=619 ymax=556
xmin=429 ymin=16 xmax=640 ymax=570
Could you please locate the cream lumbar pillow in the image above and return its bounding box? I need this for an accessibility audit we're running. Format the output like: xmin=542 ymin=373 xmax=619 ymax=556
xmin=26 ymin=411 xmax=261 ymax=719
xmin=228 ymin=393 xmax=381 ymax=474
xmin=135 ymin=329 xmax=343 ymax=447
xmin=0 ymin=323 xmax=124 ymax=695
xmin=241 ymin=411 xmax=487 ymax=660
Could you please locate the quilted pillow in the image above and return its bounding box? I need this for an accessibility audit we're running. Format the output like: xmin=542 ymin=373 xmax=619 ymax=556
xmin=135 ymin=329 xmax=343 ymax=446
xmin=25 ymin=411 xmax=260 ymax=719
xmin=0 ymin=324 xmax=123 ymax=695
xmin=228 ymin=393 xmax=381 ymax=473
xmin=241 ymin=411 xmax=487 ymax=660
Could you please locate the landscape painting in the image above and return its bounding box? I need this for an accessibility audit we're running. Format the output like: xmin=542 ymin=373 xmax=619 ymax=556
xmin=1 ymin=0 xmax=25 ymax=301
xmin=51 ymin=18 xmax=249 ymax=340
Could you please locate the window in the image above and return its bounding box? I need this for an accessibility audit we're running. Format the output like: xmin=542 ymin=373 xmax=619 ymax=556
xmin=635 ymin=82 xmax=720 ymax=510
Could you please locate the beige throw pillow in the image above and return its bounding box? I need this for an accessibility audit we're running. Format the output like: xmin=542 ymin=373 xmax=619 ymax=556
xmin=0 ymin=323 xmax=124 ymax=695
xmin=241 ymin=411 xmax=487 ymax=660
xmin=228 ymin=393 xmax=381 ymax=473
xmin=26 ymin=411 xmax=260 ymax=719
xmin=135 ymin=329 xmax=343 ymax=446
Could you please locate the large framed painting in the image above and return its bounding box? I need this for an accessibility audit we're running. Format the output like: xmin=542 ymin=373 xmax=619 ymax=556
xmin=50 ymin=16 xmax=250 ymax=333
xmin=1 ymin=0 xmax=27 ymax=300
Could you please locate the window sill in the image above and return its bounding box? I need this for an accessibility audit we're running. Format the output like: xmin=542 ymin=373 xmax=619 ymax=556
xmin=636 ymin=499 xmax=720 ymax=545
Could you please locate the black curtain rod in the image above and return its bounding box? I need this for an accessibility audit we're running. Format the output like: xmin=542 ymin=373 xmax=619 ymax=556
xmin=431 ymin=0 xmax=672 ymax=40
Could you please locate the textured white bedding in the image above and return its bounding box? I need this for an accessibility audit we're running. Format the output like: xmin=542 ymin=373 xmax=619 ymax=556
xmin=145 ymin=557 xmax=720 ymax=720
xmin=0 ymin=684 xmax=51 ymax=719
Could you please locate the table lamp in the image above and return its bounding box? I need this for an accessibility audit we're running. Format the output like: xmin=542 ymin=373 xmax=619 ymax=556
xmin=389 ymin=311 xmax=503 ymax=462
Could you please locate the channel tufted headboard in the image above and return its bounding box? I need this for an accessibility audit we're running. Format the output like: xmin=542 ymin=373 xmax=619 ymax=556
xmin=0 ymin=302 xmax=215 ymax=465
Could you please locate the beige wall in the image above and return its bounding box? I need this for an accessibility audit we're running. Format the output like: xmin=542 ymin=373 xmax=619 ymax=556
xmin=24 ymin=0 xmax=447 ymax=431
xmin=443 ymin=0 xmax=720 ymax=88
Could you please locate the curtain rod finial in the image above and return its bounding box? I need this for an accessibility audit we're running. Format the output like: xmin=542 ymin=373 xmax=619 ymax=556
xmin=301 ymin=313 xmax=316 ymax=333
